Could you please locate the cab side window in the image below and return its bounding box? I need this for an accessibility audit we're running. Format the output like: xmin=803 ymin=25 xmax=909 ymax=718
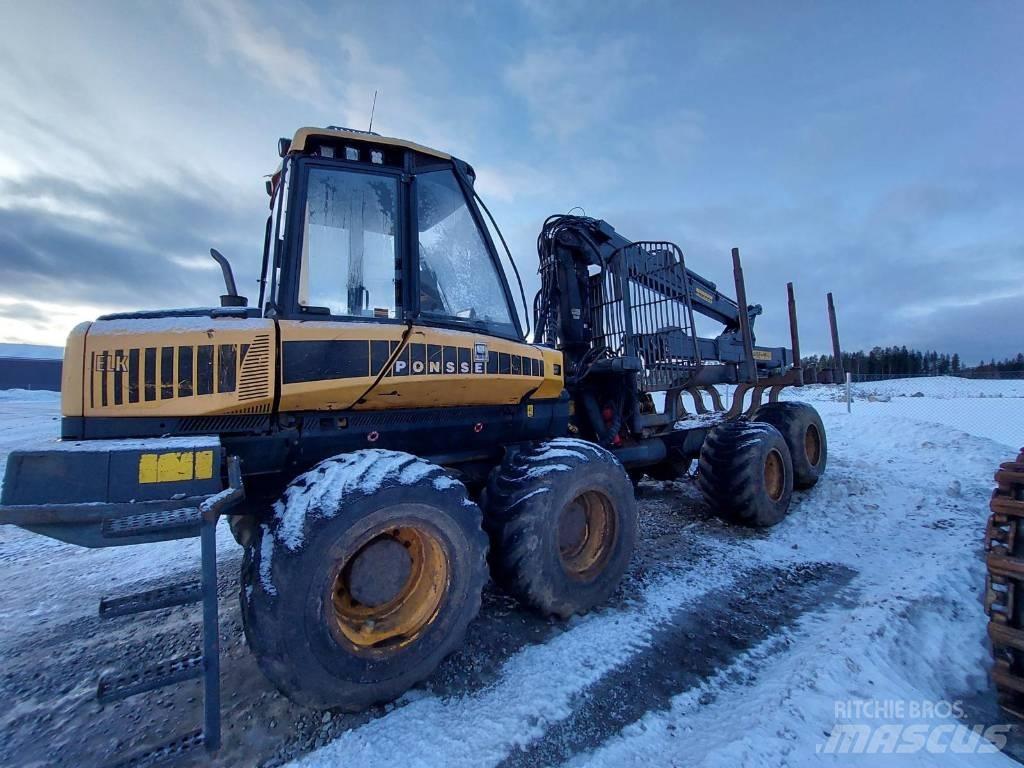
xmin=416 ymin=171 xmax=513 ymax=329
xmin=299 ymin=168 xmax=400 ymax=318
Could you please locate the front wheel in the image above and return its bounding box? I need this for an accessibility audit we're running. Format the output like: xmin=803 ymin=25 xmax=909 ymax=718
xmin=240 ymin=450 xmax=488 ymax=711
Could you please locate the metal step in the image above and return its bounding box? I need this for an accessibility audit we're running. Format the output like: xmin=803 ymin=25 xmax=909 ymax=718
xmin=97 ymin=652 xmax=203 ymax=704
xmin=110 ymin=729 xmax=204 ymax=768
xmin=102 ymin=507 xmax=201 ymax=541
xmin=99 ymin=581 xmax=202 ymax=619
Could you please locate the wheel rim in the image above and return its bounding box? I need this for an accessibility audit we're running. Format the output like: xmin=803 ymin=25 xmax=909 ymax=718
xmin=804 ymin=424 xmax=822 ymax=467
xmin=764 ymin=449 xmax=785 ymax=502
xmin=331 ymin=526 xmax=449 ymax=653
xmin=558 ymin=491 xmax=616 ymax=580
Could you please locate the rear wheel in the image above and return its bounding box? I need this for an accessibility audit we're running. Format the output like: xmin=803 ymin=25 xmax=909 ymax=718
xmin=697 ymin=421 xmax=794 ymax=527
xmin=240 ymin=449 xmax=488 ymax=710
xmin=752 ymin=401 xmax=827 ymax=489
xmin=485 ymin=438 xmax=637 ymax=618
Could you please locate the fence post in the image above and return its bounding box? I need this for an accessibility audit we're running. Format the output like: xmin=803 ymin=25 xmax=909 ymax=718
xmin=846 ymin=371 xmax=852 ymax=413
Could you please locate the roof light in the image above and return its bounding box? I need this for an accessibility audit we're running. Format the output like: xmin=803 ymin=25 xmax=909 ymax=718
xmin=320 ymin=146 xmax=335 ymax=159
xmin=345 ymin=146 xmax=359 ymax=161
xmin=371 ymin=150 xmax=383 ymax=165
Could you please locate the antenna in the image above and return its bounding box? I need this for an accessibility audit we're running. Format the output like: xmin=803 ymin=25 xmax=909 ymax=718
xmin=368 ymin=90 xmax=378 ymax=133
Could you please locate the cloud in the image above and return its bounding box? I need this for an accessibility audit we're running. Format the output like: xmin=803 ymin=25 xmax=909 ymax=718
xmin=505 ymin=39 xmax=644 ymax=140
xmin=0 ymin=301 xmax=52 ymax=328
xmin=598 ymin=172 xmax=1024 ymax=360
xmin=902 ymin=292 xmax=1024 ymax=364
xmin=0 ymin=171 xmax=264 ymax=320
xmin=183 ymin=0 xmax=325 ymax=103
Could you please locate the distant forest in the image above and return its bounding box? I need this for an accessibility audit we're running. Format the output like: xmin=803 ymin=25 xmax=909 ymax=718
xmin=802 ymin=347 xmax=1024 ymax=377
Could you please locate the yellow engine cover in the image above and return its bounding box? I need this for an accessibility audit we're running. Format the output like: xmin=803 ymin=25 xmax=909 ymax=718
xmin=77 ymin=316 xmax=276 ymax=418
xmin=69 ymin=316 xmax=564 ymax=419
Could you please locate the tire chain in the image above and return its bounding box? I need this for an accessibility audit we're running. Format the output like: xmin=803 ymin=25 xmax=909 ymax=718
xmin=984 ymin=446 xmax=1024 ymax=717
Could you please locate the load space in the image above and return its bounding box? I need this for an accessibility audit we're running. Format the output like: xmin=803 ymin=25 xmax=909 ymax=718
xmin=0 ymin=125 xmax=831 ymax=763
xmin=985 ymin=447 xmax=1024 ymax=717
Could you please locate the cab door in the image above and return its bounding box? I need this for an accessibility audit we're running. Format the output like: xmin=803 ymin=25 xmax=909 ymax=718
xmin=276 ymin=159 xmax=561 ymax=414
xmin=276 ymin=161 xmax=408 ymax=412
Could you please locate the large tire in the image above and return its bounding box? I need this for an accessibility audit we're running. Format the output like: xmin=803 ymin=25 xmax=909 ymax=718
xmin=697 ymin=421 xmax=794 ymax=527
xmin=485 ymin=438 xmax=637 ymax=618
xmin=240 ymin=449 xmax=488 ymax=710
xmin=752 ymin=401 xmax=827 ymax=489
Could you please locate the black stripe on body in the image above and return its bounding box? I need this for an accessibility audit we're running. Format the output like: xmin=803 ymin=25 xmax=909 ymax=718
xmin=101 ymin=355 xmax=108 ymax=407
xmin=442 ymin=346 xmax=457 ymax=375
xmin=409 ymin=343 xmax=426 ymax=375
xmin=282 ymin=340 xmax=372 ymax=384
xmin=161 ymin=347 xmax=174 ymax=399
xmin=178 ymin=346 xmax=194 ymax=397
xmin=391 ymin=344 xmax=410 ymax=377
xmin=218 ymin=344 xmax=237 ymax=393
xmin=128 ymin=349 xmax=140 ymax=403
xmin=113 ymin=349 xmax=124 ymax=405
xmin=370 ymin=340 xmax=390 ymax=376
xmin=427 ymin=344 xmax=442 ymax=374
xmin=144 ymin=347 xmax=156 ymax=401
xmin=197 ymin=345 xmax=214 ymax=395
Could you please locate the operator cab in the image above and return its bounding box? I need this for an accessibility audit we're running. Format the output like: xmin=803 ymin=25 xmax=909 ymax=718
xmin=261 ymin=126 xmax=523 ymax=342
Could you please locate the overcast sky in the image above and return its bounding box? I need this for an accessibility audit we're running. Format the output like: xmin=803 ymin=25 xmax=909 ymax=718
xmin=0 ymin=1 xmax=1021 ymax=363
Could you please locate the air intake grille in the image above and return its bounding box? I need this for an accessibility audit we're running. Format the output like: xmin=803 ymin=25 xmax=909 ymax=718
xmin=238 ymin=335 xmax=272 ymax=401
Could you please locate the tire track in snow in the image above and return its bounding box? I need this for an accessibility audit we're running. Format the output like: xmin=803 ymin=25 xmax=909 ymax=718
xmin=498 ymin=562 xmax=855 ymax=768
xmin=287 ymin=552 xmax=851 ymax=768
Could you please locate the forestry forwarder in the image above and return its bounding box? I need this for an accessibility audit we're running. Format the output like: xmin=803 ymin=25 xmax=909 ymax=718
xmin=0 ymin=126 xmax=830 ymax=764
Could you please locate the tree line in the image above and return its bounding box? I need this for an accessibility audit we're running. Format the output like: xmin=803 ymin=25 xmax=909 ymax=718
xmin=802 ymin=347 xmax=1024 ymax=377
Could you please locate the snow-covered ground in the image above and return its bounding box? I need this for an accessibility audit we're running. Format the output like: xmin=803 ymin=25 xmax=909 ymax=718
xmin=0 ymin=380 xmax=1022 ymax=767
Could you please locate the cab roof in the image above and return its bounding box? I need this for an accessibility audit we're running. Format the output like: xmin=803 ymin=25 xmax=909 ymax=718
xmin=289 ymin=126 xmax=451 ymax=161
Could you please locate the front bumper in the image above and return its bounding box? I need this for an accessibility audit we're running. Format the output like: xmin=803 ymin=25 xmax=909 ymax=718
xmin=0 ymin=437 xmax=244 ymax=547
